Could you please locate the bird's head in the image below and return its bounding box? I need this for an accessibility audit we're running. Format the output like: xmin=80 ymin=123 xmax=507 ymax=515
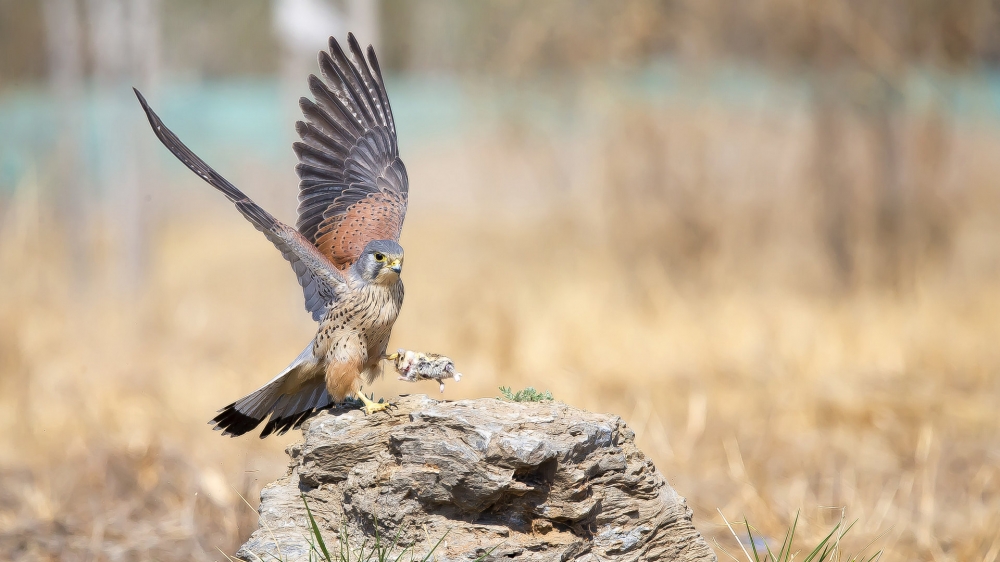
xmin=353 ymin=240 xmax=404 ymax=284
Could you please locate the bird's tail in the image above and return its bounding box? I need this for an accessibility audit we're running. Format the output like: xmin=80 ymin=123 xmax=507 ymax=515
xmin=210 ymin=343 xmax=332 ymax=438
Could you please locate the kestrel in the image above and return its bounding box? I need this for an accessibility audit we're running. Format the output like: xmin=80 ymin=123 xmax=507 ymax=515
xmin=135 ymin=34 xmax=411 ymax=437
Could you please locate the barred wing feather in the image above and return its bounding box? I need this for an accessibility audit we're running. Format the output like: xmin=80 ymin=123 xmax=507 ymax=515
xmin=293 ymin=33 xmax=408 ymax=271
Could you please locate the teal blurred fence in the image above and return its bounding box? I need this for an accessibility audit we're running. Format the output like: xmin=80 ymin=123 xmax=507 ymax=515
xmin=2 ymin=65 xmax=1000 ymax=195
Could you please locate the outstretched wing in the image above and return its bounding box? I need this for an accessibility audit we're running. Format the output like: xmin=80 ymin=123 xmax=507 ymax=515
xmin=294 ymin=33 xmax=408 ymax=271
xmin=134 ymin=88 xmax=344 ymax=322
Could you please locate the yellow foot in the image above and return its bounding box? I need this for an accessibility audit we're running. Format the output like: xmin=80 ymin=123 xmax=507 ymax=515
xmin=355 ymin=391 xmax=392 ymax=415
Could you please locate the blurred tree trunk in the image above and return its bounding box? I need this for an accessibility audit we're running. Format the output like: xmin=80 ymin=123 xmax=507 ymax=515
xmin=41 ymin=0 xmax=88 ymax=285
xmin=810 ymin=3 xmax=856 ymax=292
xmin=871 ymin=92 xmax=906 ymax=290
xmin=813 ymin=0 xmax=915 ymax=292
xmin=84 ymin=0 xmax=160 ymax=290
xmin=272 ymin=0 xmax=381 ymax=93
xmin=813 ymin=88 xmax=855 ymax=291
xmin=125 ymin=0 xmax=161 ymax=287
xmin=911 ymin=109 xmax=953 ymax=268
xmin=272 ymin=0 xmax=380 ymax=208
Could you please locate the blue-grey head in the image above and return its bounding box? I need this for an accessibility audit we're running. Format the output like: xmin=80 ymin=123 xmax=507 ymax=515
xmin=352 ymin=240 xmax=404 ymax=284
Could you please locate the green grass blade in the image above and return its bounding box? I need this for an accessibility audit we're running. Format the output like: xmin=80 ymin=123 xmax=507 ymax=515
xmin=345 ymin=523 xmax=351 ymax=562
xmin=471 ymin=542 xmax=504 ymax=561
xmin=340 ymin=524 xmax=349 ymax=562
xmin=848 ymin=526 xmax=890 ymax=562
xmin=802 ymin=521 xmax=842 ymax=562
xmin=711 ymin=511 xmax=883 ymax=562
xmin=743 ymin=518 xmax=763 ymax=562
xmin=302 ymin=494 xmax=333 ymax=562
xmin=764 ymin=538 xmax=778 ymax=562
xmin=419 ymin=528 xmax=450 ymax=562
xmin=358 ymin=536 xmax=371 ymax=561
xmin=776 ymin=511 xmax=799 ymax=562
xmin=391 ymin=546 xmax=410 ymax=562
xmin=388 ymin=524 xmax=408 ymax=562
xmin=719 ymin=509 xmax=755 ymax=562
xmin=373 ymin=511 xmax=382 ymax=561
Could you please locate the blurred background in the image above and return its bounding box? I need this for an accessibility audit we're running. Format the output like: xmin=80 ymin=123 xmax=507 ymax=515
xmin=2 ymin=0 xmax=1000 ymax=560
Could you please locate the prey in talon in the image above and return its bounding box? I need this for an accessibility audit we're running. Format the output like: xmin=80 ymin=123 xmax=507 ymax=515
xmin=388 ymin=349 xmax=463 ymax=392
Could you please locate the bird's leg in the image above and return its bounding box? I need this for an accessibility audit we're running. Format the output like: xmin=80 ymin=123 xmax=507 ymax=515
xmin=355 ymin=391 xmax=392 ymax=415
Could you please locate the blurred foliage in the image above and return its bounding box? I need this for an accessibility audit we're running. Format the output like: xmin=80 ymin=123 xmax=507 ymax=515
xmin=2 ymin=0 xmax=999 ymax=85
xmin=160 ymin=0 xmax=279 ymax=78
xmin=384 ymin=0 xmax=998 ymax=75
xmin=0 ymin=0 xmax=278 ymax=85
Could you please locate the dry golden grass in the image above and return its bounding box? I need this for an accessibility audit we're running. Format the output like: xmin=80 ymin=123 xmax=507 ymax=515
xmin=2 ymin=100 xmax=1000 ymax=561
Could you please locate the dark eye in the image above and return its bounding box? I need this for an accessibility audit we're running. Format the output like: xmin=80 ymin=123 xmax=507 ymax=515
xmin=374 ymin=252 xmax=385 ymax=262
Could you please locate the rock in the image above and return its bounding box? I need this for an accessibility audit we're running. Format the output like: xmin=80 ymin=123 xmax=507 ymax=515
xmin=237 ymin=395 xmax=717 ymax=562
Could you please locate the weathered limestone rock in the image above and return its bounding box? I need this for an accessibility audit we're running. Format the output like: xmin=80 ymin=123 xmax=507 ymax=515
xmin=238 ymin=395 xmax=717 ymax=562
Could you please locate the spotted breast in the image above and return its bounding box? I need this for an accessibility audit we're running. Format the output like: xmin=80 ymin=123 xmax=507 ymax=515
xmin=315 ymin=277 xmax=404 ymax=400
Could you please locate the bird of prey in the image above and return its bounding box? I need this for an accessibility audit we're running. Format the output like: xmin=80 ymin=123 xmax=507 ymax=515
xmin=135 ymin=34 xmax=411 ymax=438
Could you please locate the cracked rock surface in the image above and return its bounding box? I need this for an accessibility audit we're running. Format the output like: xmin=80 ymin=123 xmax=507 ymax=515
xmin=237 ymin=395 xmax=717 ymax=562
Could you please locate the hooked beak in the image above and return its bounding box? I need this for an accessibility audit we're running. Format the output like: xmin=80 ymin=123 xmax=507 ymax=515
xmin=389 ymin=259 xmax=402 ymax=274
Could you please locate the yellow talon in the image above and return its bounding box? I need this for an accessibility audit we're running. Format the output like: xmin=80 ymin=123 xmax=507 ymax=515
xmin=355 ymin=391 xmax=392 ymax=415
